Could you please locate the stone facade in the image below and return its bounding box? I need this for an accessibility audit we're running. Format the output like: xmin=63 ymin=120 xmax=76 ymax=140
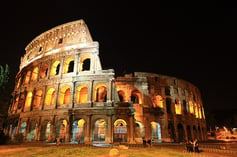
xmin=5 ymin=19 xmax=207 ymax=144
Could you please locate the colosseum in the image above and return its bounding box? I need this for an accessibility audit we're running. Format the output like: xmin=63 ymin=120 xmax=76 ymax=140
xmin=5 ymin=19 xmax=207 ymax=144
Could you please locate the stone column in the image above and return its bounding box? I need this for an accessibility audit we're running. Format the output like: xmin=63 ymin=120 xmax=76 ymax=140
xmin=84 ymin=115 xmax=91 ymax=143
xmin=106 ymin=115 xmax=112 ymax=144
xmin=128 ymin=115 xmax=135 ymax=144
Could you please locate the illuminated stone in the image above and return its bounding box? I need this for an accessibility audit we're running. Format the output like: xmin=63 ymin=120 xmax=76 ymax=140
xmin=6 ymin=19 xmax=207 ymax=144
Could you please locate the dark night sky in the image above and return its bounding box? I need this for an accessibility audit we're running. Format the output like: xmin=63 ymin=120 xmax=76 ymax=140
xmin=0 ymin=2 xmax=237 ymax=120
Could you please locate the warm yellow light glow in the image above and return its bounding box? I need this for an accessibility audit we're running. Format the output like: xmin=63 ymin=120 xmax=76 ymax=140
xmin=58 ymin=86 xmax=70 ymax=105
xmin=31 ymin=67 xmax=38 ymax=81
xmin=63 ymin=58 xmax=74 ymax=73
xmin=40 ymin=64 xmax=48 ymax=78
xmin=153 ymin=95 xmax=163 ymax=108
xmin=45 ymin=88 xmax=55 ymax=106
xmin=77 ymin=119 xmax=85 ymax=127
xmin=76 ymin=85 xmax=88 ymax=103
xmin=24 ymin=71 xmax=31 ymax=84
xmin=17 ymin=78 xmax=21 ymax=88
xmin=79 ymin=56 xmax=90 ymax=72
xmin=25 ymin=92 xmax=33 ymax=108
xmin=94 ymin=84 xmax=107 ymax=102
xmin=198 ymin=106 xmax=202 ymax=119
xmin=114 ymin=119 xmax=127 ymax=126
xmin=50 ymin=61 xmax=60 ymax=76
xmin=175 ymin=99 xmax=182 ymax=114
xmin=33 ymin=90 xmax=42 ymax=107
xmin=194 ymin=103 xmax=199 ymax=118
xmin=189 ymin=101 xmax=194 ymax=114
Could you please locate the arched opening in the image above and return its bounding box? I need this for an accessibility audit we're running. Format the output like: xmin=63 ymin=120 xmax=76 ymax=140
xmin=71 ymin=119 xmax=85 ymax=143
xmin=94 ymin=84 xmax=107 ymax=102
xmin=151 ymin=121 xmax=162 ymax=142
xmin=19 ymin=121 xmax=27 ymax=135
xmin=183 ymin=100 xmax=188 ymax=114
xmin=13 ymin=96 xmax=19 ymax=111
xmin=118 ymin=90 xmax=125 ymax=102
xmin=50 ymin=61 xmax=60 ymax=76
xmin=194 ymin=103 xmax=199 ymax=118
xmin=45 ymin=88 xmax=55 ymax=106
xmin=113 ymin=119 xmax=127 ymax=143
xmin=64 ymin=58 xmax=74 ymax=73
xmin=166 ymin=98 xmax=172 ymax=114
xmin=31 ymin=67 xmax=38 ymax=81
xmin=25 ymin=92 xmax=33 ymax=109
xmin=75 ymin=85 xmax=88 ymax=103
xmin=11 ymin=121 xmax=18 ymax=140
xmin=93 ymin=119 xmax=106 ymax=142
xmin=130 ymin=90 xmax=142 ymax=104
xmin=40 ymin=120 xmax=51 ymax=141
xmin=33 ymin=90 xmax=42 ymax=108
xmin=165 ymin=87 xmax=170 ymax=96
xmin=168 ymin=123 xmax=175 ymax=142
xmin=187 ymin=125 xmax=192 ymax=140
xmin=82 ymin=58 xmax=90 ymax=71
xmin=56 ymin=120 xmax=67 ymax=142
xmin=153 ymin=95 xmax=163 ymax=108
xmin=27 ymin=120 xmax=37 ymax=141
xmin=58 ymin=86 xmax=71 ymax=105
xmin=189 ymin=101 xmax=194 ymax=114
xmin=40 ymin=64 xmax=48 ymax=78
xmin=18 ymin=93 xmax=26 ymax=109
xmin=177 ymin=123 xmax=185 ymax=142
xmin=193 ymin=126 xmax=197 ymax=140
xmin=198 ymin=105 xmax=202 ymax=119
xmin=135 ymin=121 xmax=145 ymax=139
xmin=175 ymin=98 xmax=182 ymax=114
xmin=24 ymin=70 xmax=31 ymax=84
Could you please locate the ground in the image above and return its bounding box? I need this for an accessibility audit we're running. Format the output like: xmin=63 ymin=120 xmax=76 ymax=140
xmin=0 ymin=144 xmax=236 ymax=157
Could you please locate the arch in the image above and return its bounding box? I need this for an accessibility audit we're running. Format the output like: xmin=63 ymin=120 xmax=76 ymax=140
xmin=94 ymin=84 xmax=107 ymax=102
xmin=93 ymin=119 xmax=106 ymax=142
xmin=177 ymin=123 xmax=185 ymax=142
xmin=165 ymin=87 xmax=170 ymax=96
xmin=168 ymin=123 xmax=175 ymax=142
xmin=118 ymin=90 xmax=125 ymax=102
xmin=56 ymin=119 xmax=67 ymax=142
xmin=50 ymin=61 xmax=60 ymax=76
xmin=79 ymin=56 xmax=91 ymax=72
xmin=130 ymin=90 xmax=142 ymax=104
xmin=25 ymin=92 xmax=33 ymax=109
xmin=13 ymin=96 xmax=19 ymax=111
xmin=193 ymin=126 xmax=197 ymax=139
xmin=40 ymin=64 xmax=48 ymax=78
xmin=27 ymin=120 xmax=37 ymax=141
xmin=75 ymin=85 xmax=88 ymax=103
xmin=45 ymin=88 xmax=55 ymax=106
xmin=153 ymin=95 xmax=163 ymax=108
xmin=18 ymin=93 xmax=26 ymax=109
xmin=135 ymin=121 xmax=145 ymax=139
xmin=71 ymin=119 xmax=85 ymax=143
xmin=33 ymin=90 xmax=42 ymax=107
xmin=194 ymin=103 xmax=199 ymax=118
xmin=40 ymin=120 xmax=51 ymax=141
xmin=19 ymin=121 xmax=27 ymax=135
xmin=31 ymin=67 xmax=38 ymax=81
xmin=64 ymin=58 xmax=74 ymax=73
xmin=187 ymin=125 xmax=192 ymax=140
xmin=189 ymin=101 xmax=194 ymax=114
xmin=24 ymin=70 xmax=31 ymax=84
xmin=113 ymin=119 xmax=127 ymax=143
xmin=151 ymin=121 xmax=162 ymax=141
xmin=183 ymin=100 xmax=188 ymax=113
xmin=175 ymin=98 xmax=182 ymax=114
xmin=166 ymin=98 xmax=172 ymax=114
xmin=58 ymin=86 xmax=71 ymax=105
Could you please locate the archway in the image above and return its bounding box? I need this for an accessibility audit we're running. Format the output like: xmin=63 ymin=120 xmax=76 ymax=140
xmin=168 ymin=123 xmax=175 ymax=142
xmin=56 ymin=120 xmax=67 ymax=142
xmin=27 ymin=120 xmax=37 ymax=141
xmin=135 ymin=121 xmax=145 ymax=139
xmin=19 ymin=121 xmax=27 ymax=136
xmin=113 ymin=119 xmax=127 ymax=143
xmin=177 ymin=123 xmax=185 ymax=142
xmin=187 ymin=125 xmax=192 ymax=140
xmin=40 ymin=120 xmax=51 ymax=141
xmin=72 ymin=119 xmax=85 ymax=143
xmin=93 ymin=119 xmax=106 ymax=142
xmin=151 ymin=121 xmax=162 ymax=142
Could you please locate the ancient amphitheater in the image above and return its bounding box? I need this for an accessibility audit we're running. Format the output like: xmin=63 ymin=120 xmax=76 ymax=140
xmin=5 ymin=19 xmax=207 ymax=144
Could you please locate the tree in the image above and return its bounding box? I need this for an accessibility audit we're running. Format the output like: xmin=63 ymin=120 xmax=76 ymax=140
xmin=0 ymin=64 xmax=10 ymax=97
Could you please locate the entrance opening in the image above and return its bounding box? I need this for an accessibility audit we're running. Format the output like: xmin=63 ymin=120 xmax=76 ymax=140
xmin=93 ymin=119 xmax=106 ymax=142
xmin=72 ymin=119 xmax=85 ymax=143
xmin=113 ymin=119 xmax=127 ymax=143
xmin=151 ymin=122 xmax=161 ymax=142
xmin=40 ymin=120 xmax=51 ymax=141
xmin=27 ymin=120 xmax=37 ymax=141
xmin=56 ymin=120 xmax=67 ymax=142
